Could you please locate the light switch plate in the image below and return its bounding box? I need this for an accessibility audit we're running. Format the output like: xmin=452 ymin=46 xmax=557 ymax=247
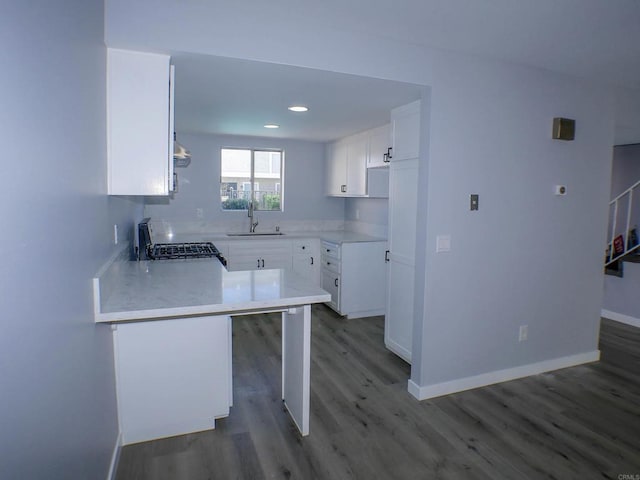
xmin=470 ymin=194 xmax=479 ymax=211
xmin=436 ymin=235 xmax=451 ymax=253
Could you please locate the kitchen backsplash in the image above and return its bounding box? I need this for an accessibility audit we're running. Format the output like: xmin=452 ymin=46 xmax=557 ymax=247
xmin=148 ymin=219 xmax=344 ymax=236
xmin=146 ymin=218 xmax=386 ymax=239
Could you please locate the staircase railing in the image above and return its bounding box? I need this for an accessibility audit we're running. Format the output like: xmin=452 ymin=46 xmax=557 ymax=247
xmin=606 ymin=179 xmax=640 ymax=267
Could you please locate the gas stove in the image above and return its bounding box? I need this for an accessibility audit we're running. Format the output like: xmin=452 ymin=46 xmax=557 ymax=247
xmin=137 ymin=219 xmax=227 ymax=266
xmin=149 ymin=242 xmax=220 ymax=260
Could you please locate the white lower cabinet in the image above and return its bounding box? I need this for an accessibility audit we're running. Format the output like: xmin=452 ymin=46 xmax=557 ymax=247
xmin=226 ymin=240 xmax=293 ymax=272
xmin=113 ymin=315 xmax=232 ymax=445
xmin=291 ymin=239 xmax=321 ymax=286
xmin=321 ymin=240 xmax=387 ymax=318
xmin=321 ymin=268 xmax=340 ymax=311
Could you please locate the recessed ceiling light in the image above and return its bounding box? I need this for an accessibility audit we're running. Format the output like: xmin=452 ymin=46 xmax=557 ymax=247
xmin=264 ymin=124 xmax=280 ymax=129
xmin=288 ymin=105 xmax=309 ymax=112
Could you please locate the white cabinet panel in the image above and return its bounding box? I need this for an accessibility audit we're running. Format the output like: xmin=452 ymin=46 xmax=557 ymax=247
xmin=385 ymin=260 xmax=414 ymax=363
xmin=346 ymin=133 xmax=368 ymax=195
xmin=291 ymin=238 xmax=320 ymax=286
xmin=107 ymin=48 xmax=174 ymax=196
xmin=388 ymin=158 xmax=419 ymax=263
xmin=385 ymin=100 xmax=421 ymax=363
xmin=321 ymin=268 xmax=340 ymax=311
xmin=368 ymin=123 xmax=392 ymax=168
xmin=114 ymin=315 xmax=231 ymax=445
xmin=321 ymin=241 xmax=386 ymax=319
xmin=325 ymin=142 xmax=348 ymax=195
xmin=391 ymin=100 xmax=421 ymax=162
xmin=226 ymin=239 xmax=292 ymax=271
xmin=340 ymin=242 xmax=387 ymax=317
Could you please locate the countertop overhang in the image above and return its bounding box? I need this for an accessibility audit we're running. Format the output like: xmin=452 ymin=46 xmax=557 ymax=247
xmin=94 ymin=253 xmax=331 ymax=323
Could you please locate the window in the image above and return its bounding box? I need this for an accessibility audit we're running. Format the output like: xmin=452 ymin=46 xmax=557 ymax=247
xmin=220 ymin=148 xmax=283 ymax=211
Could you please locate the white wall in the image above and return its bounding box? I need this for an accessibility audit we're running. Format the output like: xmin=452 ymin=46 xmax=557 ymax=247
xmin=105 ymin=0 xmax=615 ymax=397
xmin=0 ymin=2 xmax=141 ymax=478
xmin=144 ymin=133 xmax=345 ymax=228
xmin=412 ymin=52 xmax=613 ymax=387
xmin=345 ymin=197 xmax=389 ymax=237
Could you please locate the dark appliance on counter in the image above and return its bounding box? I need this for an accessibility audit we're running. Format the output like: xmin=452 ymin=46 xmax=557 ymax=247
xmin=137 ymin=218 xmax=227 ymax=266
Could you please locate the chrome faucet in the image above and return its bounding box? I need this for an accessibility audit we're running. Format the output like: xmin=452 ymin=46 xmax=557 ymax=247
xmin=248 ymin=201 xmax=258 ymax=233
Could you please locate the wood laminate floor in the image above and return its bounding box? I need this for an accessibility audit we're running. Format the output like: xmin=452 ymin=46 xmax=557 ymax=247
xmin=115 ymin=307 xmax=640 ymax=479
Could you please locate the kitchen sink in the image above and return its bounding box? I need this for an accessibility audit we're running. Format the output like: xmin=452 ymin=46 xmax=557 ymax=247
xmin=226 ymin=232 xmax=286 ymax=237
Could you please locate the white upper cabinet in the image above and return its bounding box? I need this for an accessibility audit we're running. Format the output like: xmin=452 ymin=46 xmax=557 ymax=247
xmin=107 ymin=48 xmax=174 ymax=196
xmin=367 ymin=123 xmax=392 ymax=168
xmin=346 ymin=132 xmax=368 ymax=196
xmin=391 ymin=100 xmax=421 ymax=162
xmin=325 ymin=127 xmax=389 ymax=197
xmin=326 ymin=133 xmax=367 ymax=196
xmin=325 ymin=142 xmax=348 ymax=196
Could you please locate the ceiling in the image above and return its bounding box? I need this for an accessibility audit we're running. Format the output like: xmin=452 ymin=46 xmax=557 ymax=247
xmin=167 ymin=0 xmax=640 ymax=144
xmin=172 ymin=54 xmax=424 ymax=143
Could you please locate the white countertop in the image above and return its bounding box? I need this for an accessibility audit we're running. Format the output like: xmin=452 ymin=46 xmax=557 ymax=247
xmin=94 ymin=257 xmax=331 ymax=323
xmin=152 ymin=230 xmax=386 ymax=245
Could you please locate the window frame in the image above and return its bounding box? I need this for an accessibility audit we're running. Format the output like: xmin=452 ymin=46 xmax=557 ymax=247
xmin=220 ymin=147 xmax=284 ymax=212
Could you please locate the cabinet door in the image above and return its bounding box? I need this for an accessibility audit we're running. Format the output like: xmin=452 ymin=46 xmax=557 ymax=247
xmin=340 ymin=242 xmax=387 ymax=318
xmin=385 ymin=157 xmax=419 ymax=363
xmin=368 ymin=124 xmax=392 ymax=168
xmin=346 ymin=134 xmax=367 ymax=196
xmin=391 ymin=100 xmax=421 ymax=162
xmin=227 ymin=256 xmax=261 ymax=271
xmin=386 ymin=260 xmax=414 ymax=363
xmin=291 ymin=239 xmax=320 ymax=286
xmin=325 ymin=141 xmax=348 ymax=195
xmin=292 ymin=254 xmax=320 ymax=286
xmin=262 ymin=253 xmax=292 ymax=270
xmin=226 ymin=239 xmax=292 ymax=271
xmin=321 ymin=269 xmax=340 ymax=312
xmin=108 ymin=49 xmax=173 ymax=196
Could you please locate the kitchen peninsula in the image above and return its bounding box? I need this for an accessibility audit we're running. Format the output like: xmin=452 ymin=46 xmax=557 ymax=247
xmin=93 ymin=247 xmax=330 ymax=445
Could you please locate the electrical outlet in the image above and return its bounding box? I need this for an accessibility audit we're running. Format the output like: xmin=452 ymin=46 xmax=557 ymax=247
xmin=436 ymin=235 xmax=451 ymax=253
xmin=196 ymin=208 xmax=204 ymax=218
xmin=519 ymin=325 xmax=528 ymax=342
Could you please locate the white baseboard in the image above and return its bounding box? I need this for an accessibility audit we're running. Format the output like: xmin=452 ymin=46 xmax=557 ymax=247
xmin=407 ymin=350 xmax=600 ymax=401
xmin=107 ymin=432 xmax=122 ymax=480
xmin=384 ymin=340 xmax=412 ymax=364
xmin=346 ymin=308 xmax=385 ymax=319
xmin=601 ymin=309 xmax=640 ymax=328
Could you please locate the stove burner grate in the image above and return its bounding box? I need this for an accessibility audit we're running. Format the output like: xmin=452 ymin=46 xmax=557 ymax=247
xmin=149 ymin=242 xmax=219 ymax=260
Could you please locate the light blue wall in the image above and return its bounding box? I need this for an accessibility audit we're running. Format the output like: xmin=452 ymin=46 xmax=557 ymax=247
xmin=0 ymin=2 xmax=141 ymax=477
xmin=345 ymin=197 xmax=388 ymax=227
xmin=144 ymin=133 xmax=345 ymax=224
xmin=106 ymin=0 xmax=615 ymax=394
xmin=413 ymin=53 xmax=613 ymax=385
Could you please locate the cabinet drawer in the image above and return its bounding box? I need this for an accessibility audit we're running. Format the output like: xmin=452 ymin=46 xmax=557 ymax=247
xmin=321 ymin=255 xmax=340 ymax=274
xmin=292 ymin=239 xmax=317 ymax=254
xmin=321 ymin=241 xmax=341 ymax=260
xmin=228 ymin=239 xmax=291 ymax=256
